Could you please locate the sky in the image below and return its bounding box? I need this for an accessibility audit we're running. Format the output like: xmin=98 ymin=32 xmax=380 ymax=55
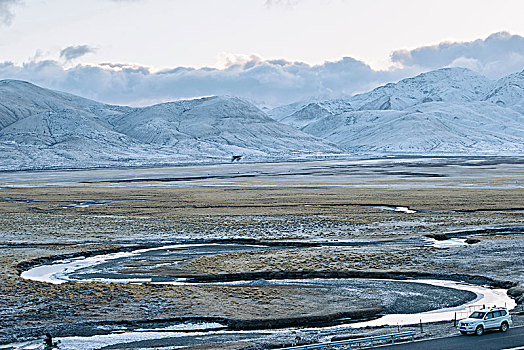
xmin=1 ymin=0 xmax=524 ymax=107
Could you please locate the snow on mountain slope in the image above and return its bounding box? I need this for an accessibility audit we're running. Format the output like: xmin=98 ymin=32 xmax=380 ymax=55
xmin=348 ymin=68 xmax=492 ymax=111
xmin=279 ymin=103 xmax=333 ymax=129
xmin=269 ymin=67 xmax=524 ymax=155
xmin=267 ymin=100 xmax=312 ymax=122
xmin=0 ymin=107 xmax=185 ymax=170
xmin=0 ymin=109 xmax=132 ymax=146
xmin=302 ymin=102 xmax=524 ymax=154
xmin=484 ymin=69 xmax=524 ymax=114
xmin=270 ymin=68 xmax=496 ymax=133
xmin=268 ymin=99 xmax=354 ymax=122
xmin=0 ymin=81 xmax=340 ymax=170
xmin=108 ymin=96 xmax=339 ymax=156
xmin=270 ymin=68 xmax=493 ymax=121
xmin=0 ymin=80 xmax=130 ymax=130
xmin=277 ymin=99 xmax=354 ymax=129
xmin=0 ymin=81 xmax=152 ymax=169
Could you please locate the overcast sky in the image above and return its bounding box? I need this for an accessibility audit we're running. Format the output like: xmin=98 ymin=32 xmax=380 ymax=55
xmin=1 ymin=0 xmax=524 ymax=106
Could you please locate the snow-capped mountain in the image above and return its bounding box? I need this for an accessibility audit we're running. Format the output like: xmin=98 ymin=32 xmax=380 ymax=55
xmin=0 ymin=80 xmax=130 ymax=129
xmin=107 ymin=96 xmax=338 ymax=155
xmin=271 ymin=68 xmax=493 ymax=118
xmin=0 ymin=80 xmax=340 ymax=170
xmin=271 ymin=68 xmax=524 ymax=154
xmin=274 ymin=99 xmax=353 ymax=129
xmin=484 ymin=70 xmax=524 ymax=114
xmin=349 ymin=68 xmax=492 ymax=111
xmin=2 ymin=66 xmax=524 ymax=171
xmin=302 ymin=102 xmax=524 ymax=154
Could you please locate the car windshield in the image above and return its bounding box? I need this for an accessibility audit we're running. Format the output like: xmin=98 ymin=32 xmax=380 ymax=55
xmin=470 ymin=311 xmax=486 ymax=319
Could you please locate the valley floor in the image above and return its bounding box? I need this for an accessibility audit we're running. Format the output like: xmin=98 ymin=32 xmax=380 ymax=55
xmin=0 ymin=157 xmax=523 ymax=349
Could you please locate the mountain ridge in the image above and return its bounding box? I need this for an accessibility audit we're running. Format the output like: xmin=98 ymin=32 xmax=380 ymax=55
xmin=270 ymin=67 xmax=524 ymax=154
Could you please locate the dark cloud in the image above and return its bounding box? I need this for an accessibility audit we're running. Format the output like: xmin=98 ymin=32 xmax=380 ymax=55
xmin=1 ymin=32 xmax=524 ymax=107
xmin=0 ymin=0 xmax=20 ymax=25
xmin=391 ymin=32 xmax=524 ymax=79
xmin=59 ymin=45 xmax=97 ymax=61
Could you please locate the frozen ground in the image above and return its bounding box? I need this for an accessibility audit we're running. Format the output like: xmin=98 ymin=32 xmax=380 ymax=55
xmin=1 ymin=156 xmax=523 ymax=189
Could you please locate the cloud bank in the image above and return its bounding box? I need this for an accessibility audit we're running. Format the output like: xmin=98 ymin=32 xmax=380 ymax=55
xmin=1 ymin=32 xmax=524 ymax=107
xmin=391 ymin=32 xmax=524 ymax=79
xmin=0 ymin=56 xmax=400 ymax=107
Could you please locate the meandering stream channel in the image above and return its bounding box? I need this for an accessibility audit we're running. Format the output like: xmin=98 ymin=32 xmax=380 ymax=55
xmin=12 ymin=242 xmax=516 ymax=350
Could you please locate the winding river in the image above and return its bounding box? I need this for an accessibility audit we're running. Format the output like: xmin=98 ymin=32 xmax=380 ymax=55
xmin=14 ymin=243 xmax=516 ymax=350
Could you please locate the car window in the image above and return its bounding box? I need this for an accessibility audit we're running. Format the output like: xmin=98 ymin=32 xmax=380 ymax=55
xmin=470 ymin=311 xmax=485 ymax=319
xmin=493 ymin=311 xmax=501 ymax=318
xmin=485 ymin=312 xmax=494 ymax=319
xmin=501 ymin=310 xmax=507 ymax=316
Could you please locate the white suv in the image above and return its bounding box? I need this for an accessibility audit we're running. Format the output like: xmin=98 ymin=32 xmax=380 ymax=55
xmin=458 ymin=307 xmax=513 ymax=336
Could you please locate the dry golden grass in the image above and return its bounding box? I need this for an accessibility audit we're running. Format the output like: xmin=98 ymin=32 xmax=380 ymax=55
xmin=0 ymin=181 xmax=522 ymax=337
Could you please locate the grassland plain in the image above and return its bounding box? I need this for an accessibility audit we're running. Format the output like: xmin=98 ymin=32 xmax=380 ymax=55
xmin=0 ymin=159 xmax=523 ymax=348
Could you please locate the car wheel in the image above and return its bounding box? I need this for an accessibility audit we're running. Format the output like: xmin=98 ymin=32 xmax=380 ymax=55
xmin=460 ymin=331 xmax=468 ymax=335
xmin=475 ymin=325 xmax=484 ymax=336
xmin=500 ymin=322 xmax=509 ymax=332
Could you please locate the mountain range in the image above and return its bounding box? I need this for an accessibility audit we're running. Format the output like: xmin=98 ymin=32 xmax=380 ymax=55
xmin=1 ymin=67 xmax=523 ymax=170
xmin=0 ymin=80 xmax=339 ymax=170
xmin=269 ymin=68 xmax=524 ymax=154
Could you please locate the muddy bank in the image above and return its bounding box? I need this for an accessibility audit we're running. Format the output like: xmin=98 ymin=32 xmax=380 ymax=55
xmin=425 ymin=225 xmax=524 ymax=241
xmin=14 ymin=244 xmax=155 ymax=275
xmin=13 ymin=238 xmax=406 ymax=275
xmin=0 ymin=301 xmax=382 ymax=345
xmin=226 ymin=307 xmax=382 ymax=330
xmin=508 ymin=287 xmax=524 ymax=305
xmin=182 ymin=270 xmax=517 ymax=289
xmin=1 ymin=317 xmax=228 ymax=344
xmin=3 ymin=308 xmax=380 ymax=343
